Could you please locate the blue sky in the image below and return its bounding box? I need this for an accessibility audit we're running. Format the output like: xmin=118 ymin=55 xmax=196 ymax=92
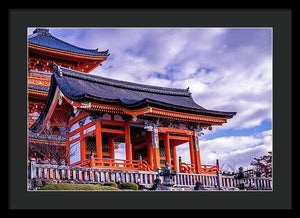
xmin=28 ymin=27 xmax=272 ymax=172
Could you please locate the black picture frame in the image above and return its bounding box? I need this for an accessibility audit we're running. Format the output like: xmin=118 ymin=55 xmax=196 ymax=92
xmin=8 ymin=8 xmax=292 ymax=211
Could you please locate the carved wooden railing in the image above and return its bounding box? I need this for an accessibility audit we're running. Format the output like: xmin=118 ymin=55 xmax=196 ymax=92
xmin=200 ymin=164 xmax=219 ymax=175
xmin=179 ymin=162 xmax=219 ymax=175
xmin=179 ymin=162 xmax=196 ymax=174
xmin=70 ymin=157 xmax=154 ymax=172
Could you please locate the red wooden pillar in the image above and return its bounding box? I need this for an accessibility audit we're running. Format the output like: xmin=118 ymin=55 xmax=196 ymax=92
xmin=153 ymin=148 xmax=160 ymax=170
xmin=189 ymin=135 xmax=196 ymax=169
xmin=147 ymin=137 xmax=153 ymax=168
xmin=194 ymin=150 xmax=201 ymax=174
xmin=109 ymin=135 xmax=115 ymax=159
xmin=124 ymin=122 xmax=132 ymax=161
xmin=164 ymin=133 xmax=171 ymax=166
xmin=193 ymin=131 xmax=201 ymax=174
xmin=80 ymin=126 xmax=86 ymax=161
xmin=171 ymin=143 xmax=178 ymax=172
xmin=95 ymin=117 xmax=102 ymax=159
xmin=66 ymin=133 xmax=70 ymax=166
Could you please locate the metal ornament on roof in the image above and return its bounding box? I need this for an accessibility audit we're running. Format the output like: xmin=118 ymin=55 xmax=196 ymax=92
xmin=170 ymin=123 xmax=180 ymax=129
xmin=88 ymin=112 xmax=102 ymax=123
xmin=57 ymin=66 xmax=63 ymax=77
xmin=58 ymin=91 xmax=64 ymax=105
xmin=144 ymin=120 xmax=154 ymax=130
xmin=73 ymin=106 xmax=77 ymax=115
xmin=78 ymin=117 xmax=86 ymax=126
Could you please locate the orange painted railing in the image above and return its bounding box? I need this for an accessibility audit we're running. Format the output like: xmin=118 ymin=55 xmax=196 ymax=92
xmin=200 ymin=164 xmax=219 ymax=175
xmin=71 ymin=157 xmax=154 ymax=172
xmin=179 ymin=162 xmax=219 ymax=175
xmin=179 ymin=162 xmax=196 ymax=174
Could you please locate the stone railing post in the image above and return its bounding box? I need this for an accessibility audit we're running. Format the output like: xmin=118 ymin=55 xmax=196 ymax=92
xmin=95 ymin=171 xmax=100 ymax=183
xmin=216 ymin=159 xmax=221 ymax=189
xmin=55 ymin=168 xmax=59 ymax=180
xmin=49 ymin=167 xmax=53 ymax=180
xmin=84 ymin=170 xmax=88 ymax=181
xmin=72 ymin=168 xmax=77 ymax=180
xmin=29 ymin=158 xmax=36 ymax=179
xmin=78 ymin=170 xmax=82 ymax=181
xmin=89 ymin=169 xmax=94 ymax=181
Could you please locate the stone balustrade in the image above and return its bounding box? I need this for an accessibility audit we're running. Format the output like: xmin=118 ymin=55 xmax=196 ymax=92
xmin=29 ymin=159 xmax=158 ymax=187
xmin=219 ymin=175 xmax=272 ymax=190
xmin=28 ymin=159 xmax=272 ymax=190
xmin=174 ymin=172 xmax=219 ymax=188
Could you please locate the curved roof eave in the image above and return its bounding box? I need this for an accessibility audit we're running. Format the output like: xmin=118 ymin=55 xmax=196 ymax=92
xmin=28 ymin=28 xmax=110 ymax=57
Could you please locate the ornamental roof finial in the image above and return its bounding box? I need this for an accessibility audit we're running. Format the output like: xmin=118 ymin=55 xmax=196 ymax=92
xmin=53 ymin=62 xmax=63 ymax=77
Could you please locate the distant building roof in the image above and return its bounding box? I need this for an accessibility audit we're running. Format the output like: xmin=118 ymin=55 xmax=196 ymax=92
xmin=28 ymin=28 xmax=109 ymax=57
xmin=28 ymin=84 xmax=49 ymax=92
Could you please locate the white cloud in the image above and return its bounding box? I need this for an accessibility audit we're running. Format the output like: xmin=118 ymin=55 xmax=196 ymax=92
xmin=175 ymin=130 xmax=272 ymax=172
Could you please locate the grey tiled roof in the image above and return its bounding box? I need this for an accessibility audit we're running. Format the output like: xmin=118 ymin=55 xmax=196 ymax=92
xmin=28 ymin=130 xmax=66 ymax=142
xmin=53 ymin=64 xmax=236 ymax=118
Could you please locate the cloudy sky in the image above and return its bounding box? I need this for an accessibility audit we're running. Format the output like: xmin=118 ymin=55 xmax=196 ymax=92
xmin=28 ymin=27 xmax=272 ymax=172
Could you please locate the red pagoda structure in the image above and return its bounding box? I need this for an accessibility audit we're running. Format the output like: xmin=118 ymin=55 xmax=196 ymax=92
xmin=28 ymin=28 xmax=236 ymax=175
xmin=27 ymin=28 xmax=109 ymax=162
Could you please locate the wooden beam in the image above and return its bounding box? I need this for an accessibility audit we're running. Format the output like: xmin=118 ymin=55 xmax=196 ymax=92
xmin=101 ymin=119 xmax=125 ymax=126
xmin=133 ymin=133 xmax=150 ymax=144
xmin=168 ymin=135 xmax=190 ymax=141
xmin=101 ymin=128 xmax=125 ymax=135
xmin=158 ymin=127 xmax=194 ymax=135
xmin=112 ymin=134 xmax=123 ymax=140
xmin=133 ymin=142 xmax=147 ymax=150
xmin=172 ymin=140 xmax=188 ymax=147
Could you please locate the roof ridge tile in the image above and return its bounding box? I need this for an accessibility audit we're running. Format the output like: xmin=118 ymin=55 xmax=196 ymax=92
xmin=53 ymin=64 xmax=192 ymax=97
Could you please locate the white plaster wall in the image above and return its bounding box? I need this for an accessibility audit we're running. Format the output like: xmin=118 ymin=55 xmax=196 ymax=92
xmin=69 ymin=141 xmax=81 ymax=164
